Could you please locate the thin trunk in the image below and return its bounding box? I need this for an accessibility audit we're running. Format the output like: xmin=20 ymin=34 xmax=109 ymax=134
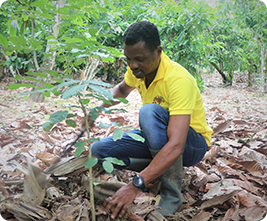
xmin=248 ymin=58 xmax=253 ymax=87
xmin=29 ymin=0 xmax=66 ymax=102
xmin=210 ymin=61 xmax=230 ymax=84
xmin=31 ymin=18 xmax=40 ymax=71
xmin=259 ymin=34 xmax=266 ymax=93
xmin=0 ymin=48 xmax=17 ymax=80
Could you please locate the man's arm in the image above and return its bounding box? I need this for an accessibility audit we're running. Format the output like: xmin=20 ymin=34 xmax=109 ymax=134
xmin=101 ymin=79 xmax=135 ymax=108
xmin=104 ymin=114 xmax=190 ymax=218
xmin=139 ymin=115 xmax=190 ymax=183
xmin=82 ymin=80 xmax=135 ymax=129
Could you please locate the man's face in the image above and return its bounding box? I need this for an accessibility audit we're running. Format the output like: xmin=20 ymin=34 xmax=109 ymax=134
xmin=123 ymin=41 xmax=162 ymax=79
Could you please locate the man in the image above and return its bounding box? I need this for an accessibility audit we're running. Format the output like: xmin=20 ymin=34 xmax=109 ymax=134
xmin=89 ymin=21 xmax=213 ymax=218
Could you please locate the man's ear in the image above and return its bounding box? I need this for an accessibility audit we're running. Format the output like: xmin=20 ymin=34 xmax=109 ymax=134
xmin=157 ymin=46 xmax=162 ymax=56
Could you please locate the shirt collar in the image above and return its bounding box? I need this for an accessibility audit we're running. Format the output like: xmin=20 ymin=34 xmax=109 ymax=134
xmin=152 ymin=51 xmax=167 ymax=82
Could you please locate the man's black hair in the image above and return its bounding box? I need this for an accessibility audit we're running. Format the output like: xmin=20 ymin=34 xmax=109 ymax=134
xmin=123 ymin=21 xmax=161 ymax=51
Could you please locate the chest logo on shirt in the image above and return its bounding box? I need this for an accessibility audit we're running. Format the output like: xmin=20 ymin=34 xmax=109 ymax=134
xmin=153 ymin=95 xmax=165 ymax=105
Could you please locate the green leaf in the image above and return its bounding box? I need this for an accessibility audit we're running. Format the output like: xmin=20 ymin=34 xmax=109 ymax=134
xmin=103 ymin=160 xmax=114 ymax=173
xmin=89 ymin=138 xmax=100 ymax=142
xmin=9 ymin=83 xmax=35 ymax=90
xmin=88 ymin=84 xmax=113 ymax=100
xmin=110 ymin=122 xmax=122 ymax=127
xmin=46 ymin=70 xmax=59 ymax=77
xmin=85 ymin=157 xmax=98 ymax=168
xmin=42 ymin=122 xmax=54 ymax=132
xmin=75 ymin=140 xmax=87 ymax=148
xmin=126 ymin=132 xmax=145 ymax=143
xmin=52 ymin=78 xmax=63 ymax=83
xmin=25 ymin=76 xmax=41 ymax=83
xmin=85 ymin=80 xmax=112 ymax=88
xmin=67 ymin=113 xmax=77 ymax=118
xmin=42 ymin=91 xmax=51 ymax=97
xmin=74 ymin=145 xmax=85 ymax=157
xmin=9 ymin=36 xmax=26 ymax=48
xmin=112 ymin=129 xmax=124 ymax=141
xmin=89 ymin=108 xmax=98 ymax=120
xmin=104 ymin=157 xmax=125 ymax=166
xmin=25 ymin=71 xmax=48 ymax=79
xmin=114 ymin=97 xmax=128 ymax=104
xmin=49 ymin=110 xmax=69 ymax=123
xmin=66 ymin=119 xmax=76 ymax=128
xmin=82 ymin=99 xmax=90 ymax=105
xmin=0 ymin=34 xmax=9 ymax=48
xmin=31 ymin=39 xmax=42 ymax=50
xmin=74 ymin=141 xmax=87 ymax=157
xmin=99 ymin=123 xmax=110 ymax=129
xmin=42 ymin=82 xmax=54 ymax=89
xmin=59 ymin=79 xmax=80 ymax=88
xmin=14 ymin=75 xmax=23 ymax=80
xmin=62 ymin=85 xmax=86 ymax=99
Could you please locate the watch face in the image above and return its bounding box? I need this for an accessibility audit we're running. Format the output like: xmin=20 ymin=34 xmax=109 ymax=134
xmin=133 ymin=175 xmax=143 ymax=188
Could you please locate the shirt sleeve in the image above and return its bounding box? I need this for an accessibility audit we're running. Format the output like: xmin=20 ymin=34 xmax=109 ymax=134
xmin=124 ymin=67 xmax=136 ymax=88
xmin=167 ymin=76 xmax=196 ymax=115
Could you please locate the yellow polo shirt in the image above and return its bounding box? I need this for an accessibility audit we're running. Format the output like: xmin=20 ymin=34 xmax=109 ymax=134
xmin=124 ymin=52 xmax=213 ymax=145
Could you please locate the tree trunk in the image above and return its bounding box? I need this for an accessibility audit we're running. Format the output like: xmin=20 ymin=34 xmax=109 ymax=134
xmin=29 ymin=0 xmax=66 ymax=102
xmin=259 ymin=40 xmax=266 ymax=93
xmin=248 ymin=58 xmax=253 ymax=87
xmin=210 ymin=61 xmax=231 ymax=84
xmin=0 ymin=47 xmax=17 ymax=81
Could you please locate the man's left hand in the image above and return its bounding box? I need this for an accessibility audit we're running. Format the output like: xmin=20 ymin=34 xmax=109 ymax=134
xmin=103 ymin=182 xmax=139 ymax=219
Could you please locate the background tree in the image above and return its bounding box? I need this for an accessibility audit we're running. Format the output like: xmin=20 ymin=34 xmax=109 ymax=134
xmin=1 ymin=0 xmax=267 ymax=92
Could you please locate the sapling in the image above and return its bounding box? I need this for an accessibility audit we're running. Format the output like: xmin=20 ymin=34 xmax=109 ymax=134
xmin=10 ymin=76 xmax=144 ymax=220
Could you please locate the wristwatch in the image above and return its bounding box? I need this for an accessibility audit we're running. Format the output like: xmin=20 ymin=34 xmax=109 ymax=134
xmin=132 ymin=174 xmax=148 ymax=192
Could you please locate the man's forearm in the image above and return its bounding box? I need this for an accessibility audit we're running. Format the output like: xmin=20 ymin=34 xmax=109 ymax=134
xmin=100 ymin=82 xmax=133 ymax=108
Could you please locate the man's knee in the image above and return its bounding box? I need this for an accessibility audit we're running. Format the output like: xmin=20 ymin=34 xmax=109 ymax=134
xmin=91 ymin=141 xmax=102 ymax=158
xmin=139 ymin=103 xmax=159 ymax=118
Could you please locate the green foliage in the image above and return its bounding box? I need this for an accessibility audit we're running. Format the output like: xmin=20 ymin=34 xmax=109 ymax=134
xmin=85 ymin=158 xmax=98 ymax=169
xmin=74 ymin=140 xmax=87 ymax=157
xmin=9 ymin=71 xmax=143 ymax=173
xmin=0 ymin=0 xmax=122 ymax=80
xmin=2 ymin=0 xmax=267 ymax=88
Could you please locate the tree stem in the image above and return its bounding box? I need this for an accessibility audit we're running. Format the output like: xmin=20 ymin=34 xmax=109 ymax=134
xmin=79 ymin=95 xmax=96 ymax=221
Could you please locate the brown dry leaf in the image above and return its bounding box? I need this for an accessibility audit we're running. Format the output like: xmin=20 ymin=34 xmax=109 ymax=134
xmin=203 ymin=145 xmax=221 ymax=160
xmin=229 ymin=179 xmax=261 ymax=195
xmin=216 ymin=165 xmax=247 ymax=181
xmin=51 ymin=205 xmax=80 ymax=221
xmin=228 ymin=206 xmax=267 ymax=221
xmin=0 ymin=178 xmax=9 ymax=198
xmin=126 ymin=211 xmax=145 ymax=221
xmin=81 ymin=70 xmax=86 ymax=81
xmin=210 ymin=106 xmax=226 ymax=113
xmin=258 ymin=129 xmax=267 ymax=135
xmin=190 ymin=211 xmax=212 ymax=221
xmin=201 ymin=189 xmax=241 ymax=209
xmin=237 ymin=190 xmax=257 ymax=207
xmin=213 ymin=120 xmax=232 ymax=134
xmin=202 ymin=180 xmax=242 ymax=201
xmin=36 ymin=152 xmax=60 ymax=166
xmin=225 ymin=156 xmax=264 ymax=177
xmin=239 ymin=146 xmax=266 ymax=164
xmin=39 ymin=132 xmax=55 ymax=144
xmin=110 ymin=115 xmax=127 ymax=125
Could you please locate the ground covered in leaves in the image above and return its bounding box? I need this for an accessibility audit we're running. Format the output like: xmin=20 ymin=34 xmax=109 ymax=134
xmin=0 ymin=73 xmax=267 ymax=221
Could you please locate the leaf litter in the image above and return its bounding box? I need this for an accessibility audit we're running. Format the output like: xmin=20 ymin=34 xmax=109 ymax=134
xmin=0 ymin=73 xmax=267 ymax=221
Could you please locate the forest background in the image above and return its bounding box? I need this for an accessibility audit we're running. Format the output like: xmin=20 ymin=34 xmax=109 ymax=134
xmin=0 ymin=0 xmax=267 ymax=92
xmin=0 ymin=0 xmax=267 ymax=221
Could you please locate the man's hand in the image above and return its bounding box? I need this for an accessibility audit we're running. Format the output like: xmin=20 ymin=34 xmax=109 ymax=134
xmin=103 ymin=182 xmax=139 ymax=219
